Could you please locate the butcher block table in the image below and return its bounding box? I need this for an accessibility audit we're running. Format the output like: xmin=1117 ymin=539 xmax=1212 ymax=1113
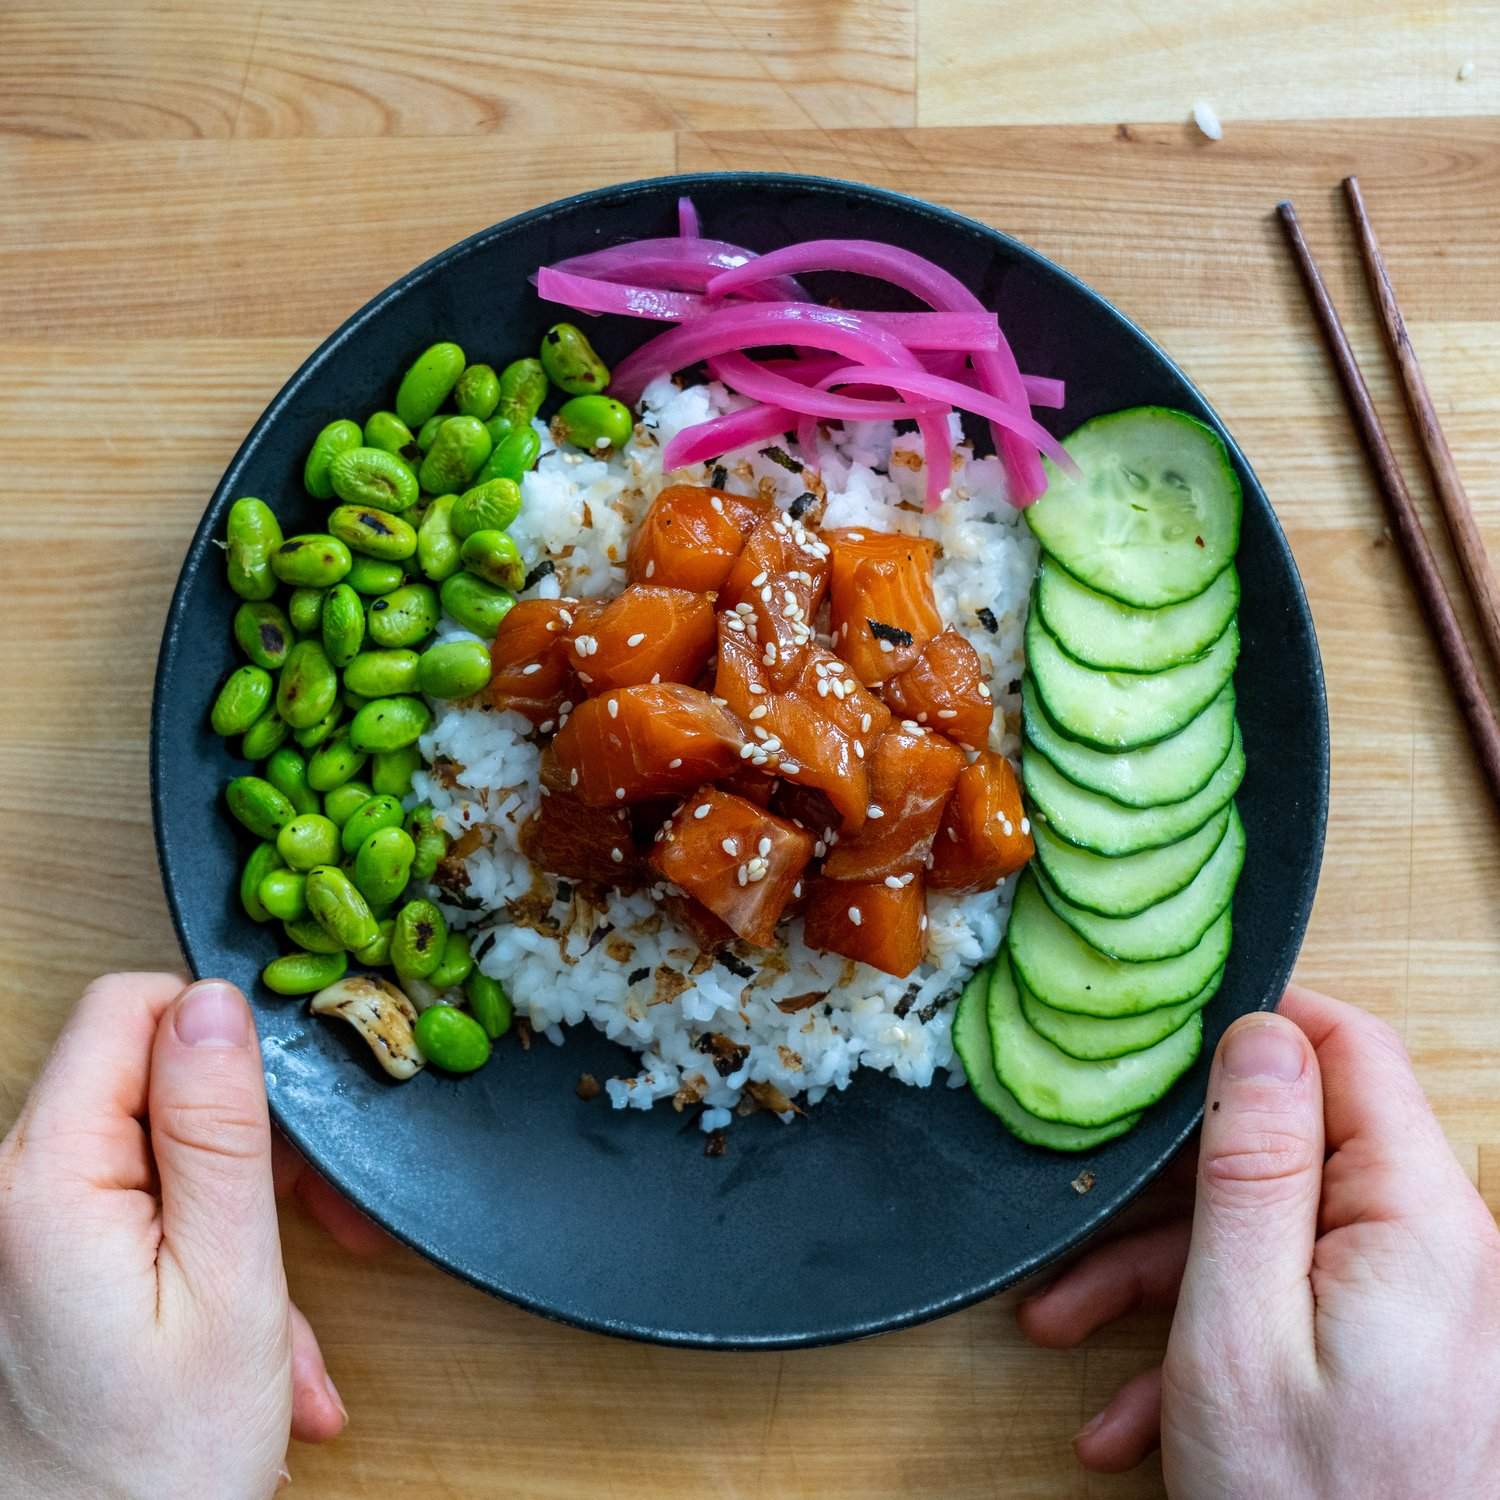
xmin=3 ymin=4 xmax=1498 ymax=1494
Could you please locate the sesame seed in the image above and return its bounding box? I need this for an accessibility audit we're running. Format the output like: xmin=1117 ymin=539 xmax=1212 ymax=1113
xmin=521 ymin=662 xmax=542 ymax=676
xmin=781 ymin=761 xmax=800 ymax=775
xmin=843 ymin=680 xmax=856 ymax=694
xmin=736 ymin=864 xmax=749 ymax=886
xmin=669 ymin=757 xmax=683 ymax=769
xmin=1001 ymin=820 xmax=1014 ymax=836
xmin=545 ymin=620 xmax=558 ymax=632
xmin=814 ymin=840 xmax=826 ymax=858
xmin=645 ymin=559 xmax=656 ymax=578
xmin=854 ymin=741 xmax=864 ymax=759
xmin=570 ymin=769 xmax=579 ymax=787
xmin=878 ymin=638 xmax=894 ymax=654
xmin=847 ymin=531 xmax=864 ymax=542
xmin=848 ymin=906 xmax=862 ymax=926
xmin=746 ymin=857 xmax=768 ymax=882
xmin=694 ymin=803 xmax=711 ymax=819
xmin=607 ymin=697 xmax=619 ymax=718
xmin=761 ymin=736 xmax=782 ymax=751
xmin=721 ymin=838 xmax=738 ymax=856
xmin=946 ymin=826 xmax=958 ymax=841
xmin=539 ymin=719 xmax=555 ymax=734
xmin=760 ymin=586 xmax=774 ymax=604
xmin=884 ymin=875 xmax=902 ymax=889
xmin=626 ymin=632 xmax=646 ymax=648
xmin=753 ymin=726 xmax=768 ymax=740
xmin=919 ymin=914 xmax=928 ymax=931
xmin=559 ymin=700 xmax=575 ymax=714
xmin=832 ymin=679 xmax=846 ymax=700
xmin=766 ymin=643 xmax=778 ymax=661
xmin=726 ymin=616 xmax=745 ymax=633
xmin=751 ymin=570 xmax=768 ymax=587
xmin=816 ymin=678 xmax=830 ymax=698
xmin=650 ymin=672 xmax=661 ymax=684
xmin=577 ymin=670 xmax=593 ymax=685
xmin=1021 ymin=817 xmax=1031 ymax=835
xmin=749 ymin=682 xmax=766 ymax=695
xmin=615 ymin=787 xmax=625 ymax=800
xmin=757 ymin=836 xmax=772 ymax=857
xmin=610 ymin=847 xmax=624 ymax=863
xmin=793 ymin=880 xmax=803 ymax=898
xmin=867 ymin=805 xmax=885 ymax=820
xmin=749 ymin=704 xmax=768 ymax=721
xmin=712 ymin=695 xmax=728 ymax=706
xmin=739 ymin=743 xmax=755 ymax=759
xmin=558 ymin=609 xmax=573 ymax=625
xmin=860 ymin=712 xmax=871 ymax=733
xmin=735 ymin=602 xmax=754 ymax=617
xmin=710 ymin=496 xmax=724 ymax=513
xmin=937 ymin=708 xmax=958 ymax=719
xmin=902 ymin=719 xmax=922 ymax=733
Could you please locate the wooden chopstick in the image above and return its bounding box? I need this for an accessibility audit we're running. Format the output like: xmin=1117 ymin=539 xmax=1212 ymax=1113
xmin=1343 ymin=175 xmax=1500 ymax=680
xmin=1277 ymin=198 xmax=1500 ymax=810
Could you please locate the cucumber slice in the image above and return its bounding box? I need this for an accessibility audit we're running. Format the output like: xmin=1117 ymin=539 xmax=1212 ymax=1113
xmin=1032 ymin=805 xmax=1231 ymax=917
xmin=1032 ymin=806 xmax=1244 ymax=961
xmin=1022 ymin=967 xmax=1223 ymax=1060
xmin=1026 ymin=608 xmax=1239 ymax=751
xmin=1022 ymin=676 xmax=1236 ymax=808
xmin=989 ymin=952 xmax=1204 ymax=1126
xmin=1025 ymin=406 xmax=1242 ymax=608
xmin=1022 ymin=725 xmax=1244 ymax=856
xmin=1008 ymin=871 xmax=1232 ymax=1017
xmin=1034 ymin=557 xmax=1241 ymax=672
xmin=953 ymin=966 xmax=1141 ymax=1149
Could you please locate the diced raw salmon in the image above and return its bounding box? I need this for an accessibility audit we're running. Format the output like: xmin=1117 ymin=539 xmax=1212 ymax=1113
xmin=825 ymin=529 xmax=942 ymax=683
xmin=663 ymin=892 xmax=737 ymax=953
xmin=488 ymin=599 xmax=581 ymax=728
xmin=882 ymin=629 xmax=995 ymax=750
xmin=718 ymin=511 xmax=831 ymax=683
xmin=928 ymin=751 xmax=1033 ymax=891
xmin=626 ymin=484 xmax=767 ymax=592
xmin=651 ymin=787 xmax=815 ymax=947
xmin=801 ymin=873 xmax=927 ymax=977
xmin=821 ymin=724 xmax=965 ymax=881
xmin=564 ymin=584 xmax=715 ymax=694
xmin=521 ymin=792 xmax=641 ymax=888
xmin=549 ymin=683 xmax=746 ymax=806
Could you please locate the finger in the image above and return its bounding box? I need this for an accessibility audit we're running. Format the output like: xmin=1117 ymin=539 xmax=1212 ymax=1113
xmin=1074 ymin=1364 xmax=1163 ymax=1474
xmin=1173 ymin=1012 xmax=1323 ymax=1377
xmin=148 ymin=980 xmax=285 ymax=1313
xmin=289 ymin=1301 xmax=348 ymax=1444
xmin=296 ymin=1170 xmax=394 ymax=1258
xmin=1018 ymin=1219 xmax=1191 ymax=1348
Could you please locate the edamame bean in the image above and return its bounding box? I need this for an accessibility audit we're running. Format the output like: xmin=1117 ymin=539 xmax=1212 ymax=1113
xmin=450 ymin=477 xmax=521 ymax=540
xmin=258 ymin=867 xmax=308 ymax=922
xmin=439 ymin=572 xmax=514 ymax=638
xmin=271 ymin=534 xmax=352 ymax=589
xmin=328 ymin=504 xmax=418 ymax=561
xmin=392 ymin=899 xmax=447 ymax=981
xmin=418 ymin=639 xmax=492 ymax=699
xmin=413 ymin=1004 xmax=491 ymax=1073
xmin=353 ymin=825 xmax=415 ymax=908
xmin=464 ymin=971 xmax=513 ymax=1039
xmin=406 ymin=803 xmax=449 ymax=882
xmin=324 ymin=779 xmax=373 ymax=827
xmin=277 ymin=812 xmax=341 ymax=871
xmin=226 ymin=498 xmax=283 ymax=601
xmin=233 ymin=600 xmax=293 ymax=670
xmin=287 ymin=587 xmax=326 ymax=636
xmin=226 ymin=775 xmax=295 ymax=840
xmin=240 ymin=841 xmax=285 ymax=924
xmin=262 ymin=950 xmax=347 ymax=996
xmin=555 ymin=393 xmax=633 ymax=453
xmin=286 ymin=916 xmax=346 ymax=954
xmin=396 ymin=342 xmax=466 ymax=430
xmin=540 ymin=322 xmax=609 ymax=394
xmin=320 ymin=582 xmax=366 ymax=669
xmin=265 ymin=746 xmax=320 ymax=814
xmin=303 ymin=419 xmax=363 ymax=500
xmin=460 ymin=529 xmax=525 ymax=591
xmin=345 ymin=556 xmax=406 ymax=595
xmin=416 ymin=494 xmax=461 ymax=582
xmin=355 ymin=918 xmax=395 ymax=966
xmin=497 ymin=357 xmax=548 ymax=426
xmin=418 ymin=416 xmax=492 ymax=496
xmin=276 ymin=640 xmax=340 ymax=730
xmin=344 ymin=648 xmax=420 ymax=698
xmin=416 ymin=414 xmax=447 ymax=452
xmin=342 ymin=687 xmax=369 ymax=713
xmin=306 ymin=865 xmax=380 ymax=952
xmin=292 ymin=701 xmax=343 ymax=751
xmin=327 ymin=447 xmax=420 ymax=514
xmin=483 ymin=411 xmax=513 ymax=445
xmin=306 ymin=728 xmax=368 ymax=792
xmin=367 ymin=583 xmax=438 ymax=648
xmin=340 ymin=792 xmax=404 ymax=855
xmin=428 ymin=931 xmax=474 ymax=991
xmin=363 ymin=410 xmax=418 ymax=461
xmin=473 ymin=423 xmax=541 ymax=486
xmin=454 ymin=363 xmax=501 ymax=420
xmin=371 ymin=743 xmax=421 ymax=797
xmin=349 ymin=695 xmax=432 ymax=753
xmin=240 ymin=708 xmax=289 ymax=762
xmin=211 ymin=665 xmax=274 ymax=737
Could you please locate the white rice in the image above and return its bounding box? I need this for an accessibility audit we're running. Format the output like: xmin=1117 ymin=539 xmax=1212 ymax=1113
xmin=411 ymin=378 xmax=1037 ymax=1128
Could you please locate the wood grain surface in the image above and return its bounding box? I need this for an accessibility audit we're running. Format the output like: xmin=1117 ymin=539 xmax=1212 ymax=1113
xmin=3 ymin=5 xmax=1499 ymax=1496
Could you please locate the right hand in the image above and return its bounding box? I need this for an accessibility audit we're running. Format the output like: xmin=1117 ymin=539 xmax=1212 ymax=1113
xmin=1019 ymin=986 xmax=1500 ymax=1497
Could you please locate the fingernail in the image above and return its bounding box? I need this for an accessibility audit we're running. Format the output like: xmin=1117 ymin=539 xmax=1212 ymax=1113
xmin=276 ymin=1464 xmax=292 ymax=1491
xmin=174 ymin=981 xmax=250 ymax=1049
xmin=1222 ymin=1019 xmax=1305 ymax=1083
xmin=1075 ymin=1408 xmax=1107 ymax=1442
xmin=325 ymin=1372 xmax=349 ymax=1425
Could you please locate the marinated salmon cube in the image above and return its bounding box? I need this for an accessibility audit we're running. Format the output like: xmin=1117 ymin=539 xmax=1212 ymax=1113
xmin=825 ymin=529 xmax=942 ymax=683
xmin=787 ymin=644 xmax=892 ymax=752
xmin=720 ymin=765 xmax=775 ymax=807
xmin=663 ymin=892 xmax=737 ymax=954
xmin=821 ymin=724 xmax=965 ymax=882
xmin=521 ymin=792 xmax=641 ymax=888
xmin=882 ymin=629 xmax=995 ymax=750
xmin=550 ymin=683 xmax=746 ymax=806
xmin=651 ymin=787 xmax=815 ymax=947
xmin=929 ymin=750 xmax=1033 ymax=891
xmin=771 ymin=783 xmax=843 ymax=851
xmin=488 ymin=599 xmax=581 ymax=728
xmin=564 ymin=584 xmax=715 ymax=694
xmin=626 ymin=484 xmax=767 ymax=592
xmin=718 ymin=511 xmax=831 ymax=683
xmin=801 ymin=873 xmax=927 ymax=978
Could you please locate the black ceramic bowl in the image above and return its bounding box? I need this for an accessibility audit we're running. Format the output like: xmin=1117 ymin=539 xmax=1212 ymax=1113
xmin=152 ymin=172 xmax=1327 ymax=1348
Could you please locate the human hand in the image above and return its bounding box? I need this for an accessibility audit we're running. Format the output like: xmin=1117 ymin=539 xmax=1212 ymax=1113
xmin=1018 ymin=985 xmax=1500 ymax=1497
xmin=0 ymin=974 xmax=349 ymax=1499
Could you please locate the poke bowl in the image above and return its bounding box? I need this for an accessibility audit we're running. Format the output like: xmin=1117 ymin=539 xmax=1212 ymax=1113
xmin=152 ymin=172 xmax=1328 ymax=1347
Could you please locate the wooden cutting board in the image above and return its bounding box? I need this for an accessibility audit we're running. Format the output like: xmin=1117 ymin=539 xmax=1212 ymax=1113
xmin=2 ymin=4 xmax=1497 ymax=1495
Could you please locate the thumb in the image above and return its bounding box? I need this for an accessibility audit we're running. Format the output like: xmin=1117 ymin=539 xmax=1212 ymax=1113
xmin=1172 ymin=1012 xmax=1324 ymax=1379
xmin=148 ymin=980 xmax=285 ymax=1314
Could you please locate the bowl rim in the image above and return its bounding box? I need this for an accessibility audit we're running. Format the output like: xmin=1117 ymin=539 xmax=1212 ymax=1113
xmin=151 ymin=169 xmax=1330 ymax=1347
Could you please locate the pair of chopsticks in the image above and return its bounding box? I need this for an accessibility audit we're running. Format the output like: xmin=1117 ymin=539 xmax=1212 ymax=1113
xmin=1279 ymin=181 xmax=1500 ymax=809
